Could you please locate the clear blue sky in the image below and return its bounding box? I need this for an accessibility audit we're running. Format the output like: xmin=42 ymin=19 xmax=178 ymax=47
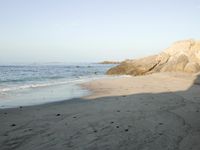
xmin=0 ymin=0 xmax=200 ymax=63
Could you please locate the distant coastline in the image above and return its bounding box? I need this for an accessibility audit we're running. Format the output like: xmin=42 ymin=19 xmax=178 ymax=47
xmin=98 ymin=61 xmax=121 ymax=64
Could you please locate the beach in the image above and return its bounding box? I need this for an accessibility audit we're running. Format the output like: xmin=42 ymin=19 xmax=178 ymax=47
xmin=0 ymin=72 xmax=200 ymax=150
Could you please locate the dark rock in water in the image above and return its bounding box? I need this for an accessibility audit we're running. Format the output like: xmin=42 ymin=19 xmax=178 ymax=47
xmin=107 ymin=39 xmax=200 ymax=76
xmin=56 ymin=114 xmax=61 ymax=116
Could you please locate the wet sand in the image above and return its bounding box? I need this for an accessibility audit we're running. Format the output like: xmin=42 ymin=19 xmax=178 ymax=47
xmin=0 ymin=72 xmax=200 ymax=150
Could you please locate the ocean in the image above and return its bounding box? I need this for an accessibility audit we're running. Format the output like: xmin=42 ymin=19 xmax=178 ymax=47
xmin=0 ymin=63 xmax=116 ymax=108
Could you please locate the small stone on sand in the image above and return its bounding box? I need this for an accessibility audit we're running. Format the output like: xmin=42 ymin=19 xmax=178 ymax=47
xmin=11 ymin=124 xmax=16 ymax=127
xmin=56 ymin=114 xmax=61 ymax=116
xmin=94 ymin=130 xmax=97 ymax=133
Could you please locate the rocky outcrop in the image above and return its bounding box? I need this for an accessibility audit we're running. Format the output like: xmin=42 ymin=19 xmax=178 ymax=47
xmin=107 ymin=39 xmax=200 ymax=75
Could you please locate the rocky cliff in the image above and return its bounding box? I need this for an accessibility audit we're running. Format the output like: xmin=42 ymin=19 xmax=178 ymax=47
xmin=107 ymin=39 xmax=200 ymax=75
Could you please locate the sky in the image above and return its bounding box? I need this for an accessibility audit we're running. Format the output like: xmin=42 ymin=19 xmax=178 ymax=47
xmin=0 ymin=0 xmax=200 ymax=64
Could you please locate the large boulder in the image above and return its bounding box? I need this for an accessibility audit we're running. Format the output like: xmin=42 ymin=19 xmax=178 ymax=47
xmin=107 ymin=55 xmax=159 ymax=75
xmin=107 ymin=39 xmax=200 ymax=76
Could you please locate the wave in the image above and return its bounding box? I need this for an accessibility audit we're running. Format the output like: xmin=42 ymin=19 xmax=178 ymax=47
xmin=0 ymin=74 xmax=131 ymax=93
xmin=0 ymin=75 xmax=106 ymax=93
xmin=0 ymin=76 xmax=65 ymax=83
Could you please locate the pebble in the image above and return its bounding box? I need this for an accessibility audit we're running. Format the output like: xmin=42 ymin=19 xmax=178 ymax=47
xmin=56 ymin=114 xmax=61 ymax=116
xmin=11 ymin=124 xmax=16 ymax=127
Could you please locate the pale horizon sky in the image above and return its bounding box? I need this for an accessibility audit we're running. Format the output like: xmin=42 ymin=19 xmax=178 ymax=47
xmin=0 ymin=0 xmax=200 ymax=64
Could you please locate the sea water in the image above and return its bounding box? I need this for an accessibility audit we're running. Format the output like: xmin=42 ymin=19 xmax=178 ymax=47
xmin=0 ymin=63 xmax=116 ymax=108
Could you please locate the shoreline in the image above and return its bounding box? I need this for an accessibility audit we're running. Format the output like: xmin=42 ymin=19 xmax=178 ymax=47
xmin=1 ymin=72 xmax=200 ymax=150
xmin=0 ymin=63 xmax=115 ymax=109
xmin=0 ymin=72 xmax=196 ymax=110
xmin=0 ymin=75 xmax=130 ymax=109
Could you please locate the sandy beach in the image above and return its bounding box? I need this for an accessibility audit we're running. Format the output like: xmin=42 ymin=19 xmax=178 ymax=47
xmin=1 ymin=72 xmax=200 ymax=150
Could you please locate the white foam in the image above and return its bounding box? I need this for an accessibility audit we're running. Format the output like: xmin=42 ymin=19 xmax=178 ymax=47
xmin=0 ymin=75 xmax=108 ymax=93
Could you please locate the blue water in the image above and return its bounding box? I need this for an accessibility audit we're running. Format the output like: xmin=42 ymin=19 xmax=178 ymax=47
xmin=0 ymin=63 xmax=116 ymax=108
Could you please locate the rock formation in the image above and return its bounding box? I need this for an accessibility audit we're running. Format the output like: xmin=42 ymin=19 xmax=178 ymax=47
xmin=107 ymin=39 xmax=200 ymax=75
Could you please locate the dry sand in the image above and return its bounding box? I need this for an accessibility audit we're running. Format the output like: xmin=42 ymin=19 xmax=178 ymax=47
xmin=0 ymin=72 xmax=200 ymax=150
